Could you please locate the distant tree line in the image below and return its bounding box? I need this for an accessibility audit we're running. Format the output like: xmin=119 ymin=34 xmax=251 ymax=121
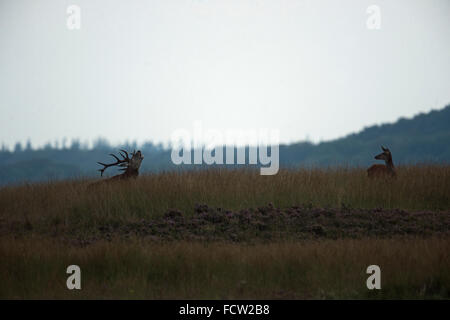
xmin=1 ymin=104 xmax=449 ymax=186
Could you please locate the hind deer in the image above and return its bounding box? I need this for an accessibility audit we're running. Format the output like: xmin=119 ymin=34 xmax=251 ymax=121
xmin=367 ymin=146 xmax=396 ymax=178
xmin=95 ymin=149 xmax=144 ymax=182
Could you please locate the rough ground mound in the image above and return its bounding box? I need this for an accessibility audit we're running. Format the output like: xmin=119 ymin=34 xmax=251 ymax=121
xmin=85 ymin=204 xmax=450 ymax=245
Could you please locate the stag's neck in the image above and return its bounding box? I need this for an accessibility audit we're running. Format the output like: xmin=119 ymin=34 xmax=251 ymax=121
xmin=124 ymin=167 xmax=139 ymax=178
xmin=108 ymin=168 xmax=139 ymax=181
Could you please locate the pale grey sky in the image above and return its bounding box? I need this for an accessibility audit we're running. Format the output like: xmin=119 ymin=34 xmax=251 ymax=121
xmin=0 ymin=0 xmax=449 ymax=149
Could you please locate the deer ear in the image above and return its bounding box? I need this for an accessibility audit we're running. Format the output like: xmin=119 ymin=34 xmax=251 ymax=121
xmin=381 ymin=146 xmax=387 ymax=152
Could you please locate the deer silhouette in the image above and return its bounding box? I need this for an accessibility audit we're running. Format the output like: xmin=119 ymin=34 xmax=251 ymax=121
xmin=94 ymin=149 xmax=144 ymax=182
xmin=367 ymin=146 xmax=396 ymax=178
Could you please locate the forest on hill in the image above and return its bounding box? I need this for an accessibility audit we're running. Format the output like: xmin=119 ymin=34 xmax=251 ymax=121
xmin=1 ymin=104 xmax=449 ymax=185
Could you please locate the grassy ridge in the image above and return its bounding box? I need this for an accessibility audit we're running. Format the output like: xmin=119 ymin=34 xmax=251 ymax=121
xmin=1 ymin=166 xmax=449 ymax=232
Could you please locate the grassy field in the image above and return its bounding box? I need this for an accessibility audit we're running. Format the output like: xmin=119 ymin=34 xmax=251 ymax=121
xmin=0 ymin=166 xmax=449 ymax=299
xmin=1 ymin=237 xmax=449 ymax=299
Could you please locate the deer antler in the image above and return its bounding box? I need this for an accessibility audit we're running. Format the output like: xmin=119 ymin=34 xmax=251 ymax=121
xmin=97 ymin=149 xmax=131 ymax=176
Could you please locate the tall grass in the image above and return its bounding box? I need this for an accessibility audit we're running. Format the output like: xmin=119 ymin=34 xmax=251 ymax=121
xmin=0 ymin=237 xmax=448 ymax=299
xmin=1 ymin=166 xmax=449 ymax=299
xmin=0 ymin=166 xmax=448 ymax=228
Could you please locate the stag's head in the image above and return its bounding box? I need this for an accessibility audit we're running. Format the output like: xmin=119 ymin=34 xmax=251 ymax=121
xmin=97 ymin=149 xmax=144 ymax=178
xmin=375 ymin=146 xmax=392 ymax=162
xmin=129 ymin=150 xmax=144 ymax=171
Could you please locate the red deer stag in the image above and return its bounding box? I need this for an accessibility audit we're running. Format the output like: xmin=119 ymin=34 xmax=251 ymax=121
xmin=96 ymin=149 xmax=144 ymax=181
xmin=367 ymin=146 xmax=396 ymax=178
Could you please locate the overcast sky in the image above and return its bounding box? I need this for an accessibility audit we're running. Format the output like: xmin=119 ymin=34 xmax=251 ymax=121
xmin=0 ymin=0 xmax=449 ymax=149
